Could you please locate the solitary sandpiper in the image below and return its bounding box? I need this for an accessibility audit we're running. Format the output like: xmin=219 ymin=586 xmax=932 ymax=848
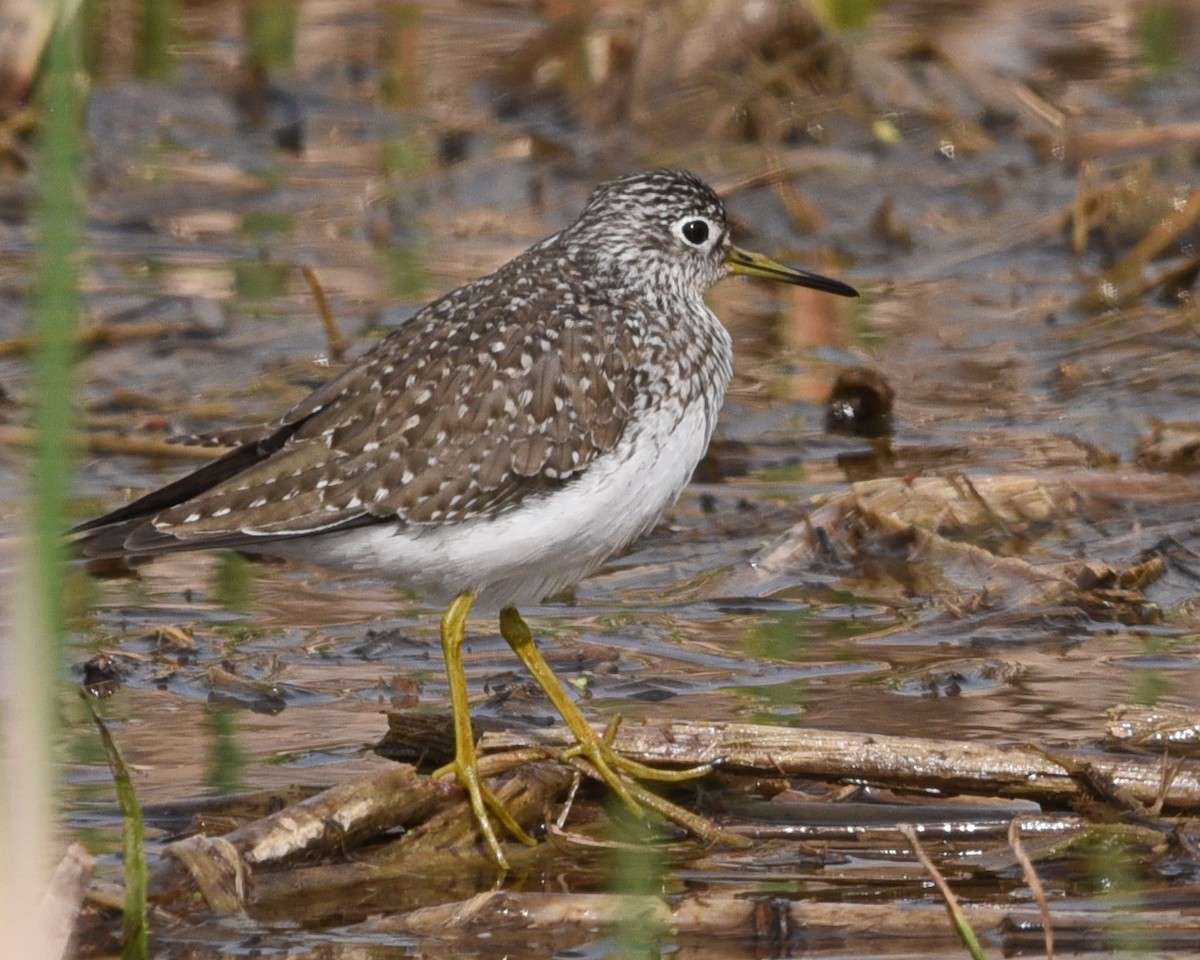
xmin=75 ymin=169 xmax=858 ymax=867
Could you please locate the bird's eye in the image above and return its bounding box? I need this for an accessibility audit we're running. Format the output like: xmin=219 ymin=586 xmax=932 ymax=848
xmin=680 ymin=219 xmax=710 ymax=246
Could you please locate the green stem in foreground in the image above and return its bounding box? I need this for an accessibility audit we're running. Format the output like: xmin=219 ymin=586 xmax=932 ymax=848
xmin=88 ymin=703 xmax=148 ymax=960
xmin=0 ymin=6 xmax=85 ymax=954
xmin=34 ymin=5 xmax=82 ymax=647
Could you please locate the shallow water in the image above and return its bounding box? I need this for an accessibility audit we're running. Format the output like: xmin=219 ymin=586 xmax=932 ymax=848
xmin=4 ymin=0 xmax=1200 ymax=956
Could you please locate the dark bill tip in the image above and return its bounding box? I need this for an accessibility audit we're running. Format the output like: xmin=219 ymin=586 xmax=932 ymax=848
xmin=727 ymin=245 xmax=858 ymax=298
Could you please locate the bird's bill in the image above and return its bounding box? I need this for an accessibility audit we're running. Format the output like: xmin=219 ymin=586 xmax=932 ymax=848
xmin=727 ymin=245 xmax=858 ymax=298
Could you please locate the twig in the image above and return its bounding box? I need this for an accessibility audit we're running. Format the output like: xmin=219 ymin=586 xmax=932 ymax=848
xmin=1077 ymin=184 xmax=1200 ymax=310
xmin=900 ymin=823 xmax=987 ymax=960
xmin=301 ymin=266 xmax=346 ymax=362
xmin=365 ymin=889 xmax=1200 ymax=943
xmin=1066 ymin=122 xmax=1200 ymax=163
xmin=0 ymin=320 xmax=182 ymax=358
xmin=480 ymin=719 xmax=1200 ymax=811
xmin=0 ymin=425 xmax=232 ymax=460
xmin=1009 ymin=817 xmax=1055 ymax=959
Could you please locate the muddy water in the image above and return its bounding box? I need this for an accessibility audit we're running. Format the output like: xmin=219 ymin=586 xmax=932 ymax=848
xmin=4 ymin=0 xmax=1200 ymax=956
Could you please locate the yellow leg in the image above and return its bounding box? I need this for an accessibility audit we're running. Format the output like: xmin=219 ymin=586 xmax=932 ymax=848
xmin=498 ymin=606 xmax=713 ymax=817
xmin=432 ymin=590 xmax=534 ymax=869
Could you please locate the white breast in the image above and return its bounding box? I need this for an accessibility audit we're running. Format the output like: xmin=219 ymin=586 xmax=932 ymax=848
xmin=269 ymin=294 xmax=734 ymax=610
xmin=272 ymin=391 xmax=719 ymax=610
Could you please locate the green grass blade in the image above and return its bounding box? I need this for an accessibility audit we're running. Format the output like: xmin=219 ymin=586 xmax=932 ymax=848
xmin=87 ymin=703 xmax=149 ymax=960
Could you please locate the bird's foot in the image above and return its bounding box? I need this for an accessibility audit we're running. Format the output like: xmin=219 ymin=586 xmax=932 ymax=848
xmin=432 ymin=755 xmax=536 ymax=870
xmin=498 ymin=607 xmax=739 ymax=846
xmin=440 ymin=590 xmax=536 ymax=870
xmin=559 ymin=713 xmax=712 ymax=806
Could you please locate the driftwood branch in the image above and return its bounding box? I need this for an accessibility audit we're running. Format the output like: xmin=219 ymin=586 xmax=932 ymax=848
xmin=151 ymin=761 xmax=575 ymax=914
xmin=0 ymin=425 xmax=231 ymax=461
xmin=62 ymin=709 xmax=1200 ymax=954
xmin=365 ymin=889 xmax=1200 ymax=950
xmin=479 ymin=718 xmax=1200 ymax=812
xmin=248 ymin=761 xmax=574 ymax=905
xmin=79 ymin=713 xmax=1198 ymax=931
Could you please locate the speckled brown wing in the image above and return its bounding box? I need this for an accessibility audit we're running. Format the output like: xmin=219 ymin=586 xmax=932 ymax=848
xmin=109 ymin=275 xmax=640 ymax=553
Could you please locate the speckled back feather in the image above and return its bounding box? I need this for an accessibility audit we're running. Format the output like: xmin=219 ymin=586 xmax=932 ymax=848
xmin=75 ymin=170 xmax=735 ymax=559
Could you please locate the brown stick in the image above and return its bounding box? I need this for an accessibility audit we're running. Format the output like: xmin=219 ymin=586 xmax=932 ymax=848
xmin=0 ymin=320 xmax=186 ymax=358
xmin=158 ymin=765 xmax=455 ymax=914
xmin=480 ymin=719 xmax=1200 ymax=811
xmin=1009 ymin=817 xmax=1055 ymax=959
xmin=1066 ymin=122 xmax=1200 ymax=163
xmin=300 ymin=265 xmax=346 ymax=362
xmin=248 ymin=762 xmax=574 ymax=904
xmin=901 ymin=824 xmax=986 ymax=958
xmin=366 ymin=889 xmax=1200 ymax=944
xmin=0 ymin=425 xmax=231 ymax=460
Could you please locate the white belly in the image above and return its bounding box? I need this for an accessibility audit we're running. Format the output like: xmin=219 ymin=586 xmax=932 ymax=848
xmin=267 ymin=397 xmax=718 ymax=610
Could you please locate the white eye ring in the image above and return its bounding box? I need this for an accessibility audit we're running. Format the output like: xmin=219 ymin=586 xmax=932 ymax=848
xmin=673 ymin=216 xmax=716 ymax=249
